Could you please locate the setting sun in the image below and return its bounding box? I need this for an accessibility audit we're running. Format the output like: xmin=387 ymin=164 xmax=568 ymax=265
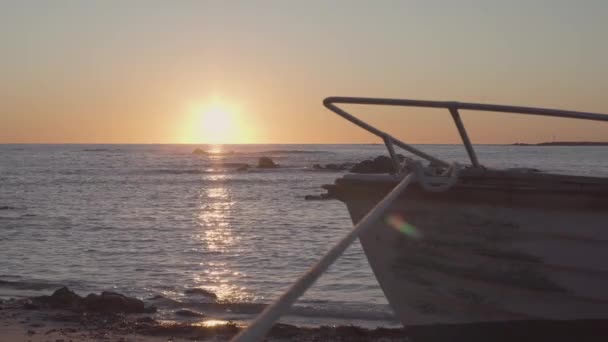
xmin=182 ymin=100 xmax=253 ymax=144
xmin=199 ymin=105 xmax=235 ymax=144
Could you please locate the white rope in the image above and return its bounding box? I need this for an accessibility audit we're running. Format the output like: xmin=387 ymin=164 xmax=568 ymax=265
xmin=408 ymin=160 xmax=461 ymax=193
xmin=231 ymin=162 xmax=459 ymax=341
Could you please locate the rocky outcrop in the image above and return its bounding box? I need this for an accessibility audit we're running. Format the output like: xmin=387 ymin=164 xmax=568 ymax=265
xmin=31 ymin=287 xmax=82 ymax=311
xmin=257 ymin=157 xmax=278 ymax=168
xmin=83 ymin=292 xmax=149 ymax=313
xmin=350 ymin=155 xmax=411 ymax=174
xmin=192 ymin=148 xmax=207 ymax=155
xmin=30 ymin=287 xmax=156 ymax=314
xmin=350 ymin=155 xmax=395 ymax=174
xmin=311 ymin=155 xmax=410 ymax=174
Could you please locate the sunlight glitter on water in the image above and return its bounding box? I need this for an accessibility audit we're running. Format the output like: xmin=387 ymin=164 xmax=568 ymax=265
xmin=194 ymin=262 xmax=254 ymax=302
xmin=194 ymin=319 xmax=240 ymax=328
xmin=194 ymin=181 xmax=254 ymax=302
xmin=198 ymin=185 xmax=237 ymax=252
xmin=208 ymin=144 xmax=223 ymax=155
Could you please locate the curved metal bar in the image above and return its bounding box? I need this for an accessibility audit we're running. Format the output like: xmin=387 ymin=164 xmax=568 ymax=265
xmin=323 ymin=96 xmax=608 ymax=167
xmin=324 ymin=101 xmax=450 ymax=167
xmin=324 ymin=97 xmax=608 ymax=122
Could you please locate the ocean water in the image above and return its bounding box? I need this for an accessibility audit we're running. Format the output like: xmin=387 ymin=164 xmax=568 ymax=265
xmin=1 ymin=144 xmax=607 ymax=327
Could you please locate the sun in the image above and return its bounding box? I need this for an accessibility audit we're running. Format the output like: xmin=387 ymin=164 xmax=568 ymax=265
xmin=182 ymin=99 xmax=252 ymax=144
xmin=199 ymin=104 xmax=235 ymax=144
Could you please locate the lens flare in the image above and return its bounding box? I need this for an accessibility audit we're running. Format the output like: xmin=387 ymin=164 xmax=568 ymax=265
xmin=386 ymin=214 xmax=421 ymax=239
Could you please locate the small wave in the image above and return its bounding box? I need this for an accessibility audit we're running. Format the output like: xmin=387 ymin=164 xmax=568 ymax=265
xmin=146 ymin=294 xmax=183 ymax=308
xmin=156 ymin=300 xmax=394 ymax=322
xmin=0 ymin=206 xmax=19 ymax=210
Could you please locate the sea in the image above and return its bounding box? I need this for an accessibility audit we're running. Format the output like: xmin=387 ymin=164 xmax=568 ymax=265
xmin=1 ymin=144 xmax=607 ymax=327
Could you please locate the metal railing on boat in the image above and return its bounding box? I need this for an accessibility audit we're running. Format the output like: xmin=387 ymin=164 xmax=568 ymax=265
xmin=231 ymin=97 xmax=608 ymax=341
xmin=324 ymin=97 xmax=608 ymax=169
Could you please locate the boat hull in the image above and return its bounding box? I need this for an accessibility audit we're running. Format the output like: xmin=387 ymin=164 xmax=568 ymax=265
xmin=333 ymin=174 xmax=608 ymax=325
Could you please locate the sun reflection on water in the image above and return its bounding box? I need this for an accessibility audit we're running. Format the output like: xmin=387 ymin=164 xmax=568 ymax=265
xmin=198 ymin=186 xmax=236 ymax=252
xmin=208 ymin=144 xmax=223 ymax=155
xmin=195 ymin=179 xmax=252 ymax=302
xmin=193 ymin=319 xmax=239 ymax=328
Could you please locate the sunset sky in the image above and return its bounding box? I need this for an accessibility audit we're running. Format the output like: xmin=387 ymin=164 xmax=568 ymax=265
xmin=1 ymin=1 xmax=607 ymax=144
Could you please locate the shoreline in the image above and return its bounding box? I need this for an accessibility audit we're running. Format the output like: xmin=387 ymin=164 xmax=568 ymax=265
xmin=0 ymin=296 xmax=407 ymax=341
xmin=2 ymin=294 xmax=608 ymax=341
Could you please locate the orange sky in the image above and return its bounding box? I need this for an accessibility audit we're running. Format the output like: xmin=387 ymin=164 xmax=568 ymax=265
xmin=2 ymin=1 xmax=607 ymax=144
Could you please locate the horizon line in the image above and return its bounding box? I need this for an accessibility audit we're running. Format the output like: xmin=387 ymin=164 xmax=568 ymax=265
xmin=2 ymin=141 xmax=604 ymax=146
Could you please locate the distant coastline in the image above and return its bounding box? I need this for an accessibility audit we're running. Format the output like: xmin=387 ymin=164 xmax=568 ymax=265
xmin=511 ymin=141 xmax=608 ymax=146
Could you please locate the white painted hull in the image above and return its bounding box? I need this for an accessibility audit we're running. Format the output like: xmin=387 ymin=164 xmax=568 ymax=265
xmin=336 ymin=176 xmax=608 ymax=326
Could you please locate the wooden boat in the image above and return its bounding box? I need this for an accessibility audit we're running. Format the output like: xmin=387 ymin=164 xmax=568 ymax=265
xmin=233 ymin=97 xmax=608 ymax=341
xmin=326 ymin=169 xmax=608 ymax=324
xmin=322 ymin=97 xmax=608 ymax=325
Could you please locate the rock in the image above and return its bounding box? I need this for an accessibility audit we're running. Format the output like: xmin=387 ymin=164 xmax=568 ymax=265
xmin=32 ymin=287 xmax=155 ymax=314
xmin=184 ymin=288 xmax=218 ymax=300
xmin=324 ymin=163 xmax=345 ymax=171
xmin=136 ymin=316 xmax=156 ymax=324
xmin=82 ymin=292 xmax=152 ymax=314
xmin=23 ymin=300 xmax=40 ymax=310
xmin=257 ymin=157 xmax=278 ymax=168
xmin=192 ymin=148 xmax=206 ymax=155
xmin=349 ymin=160 xmax=375 ymax=173
xmin=33 ymin=287 xmax=82 ymax=311
xmin=144 ymin=305 xmax=159 ymax=313
xmin=350 ymin=155 xmax=396 ymax=174
xmin=304 ymin=193 xmax=333 ymax=201
xmin=175 ymin=309 xmax=205 ymax=318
